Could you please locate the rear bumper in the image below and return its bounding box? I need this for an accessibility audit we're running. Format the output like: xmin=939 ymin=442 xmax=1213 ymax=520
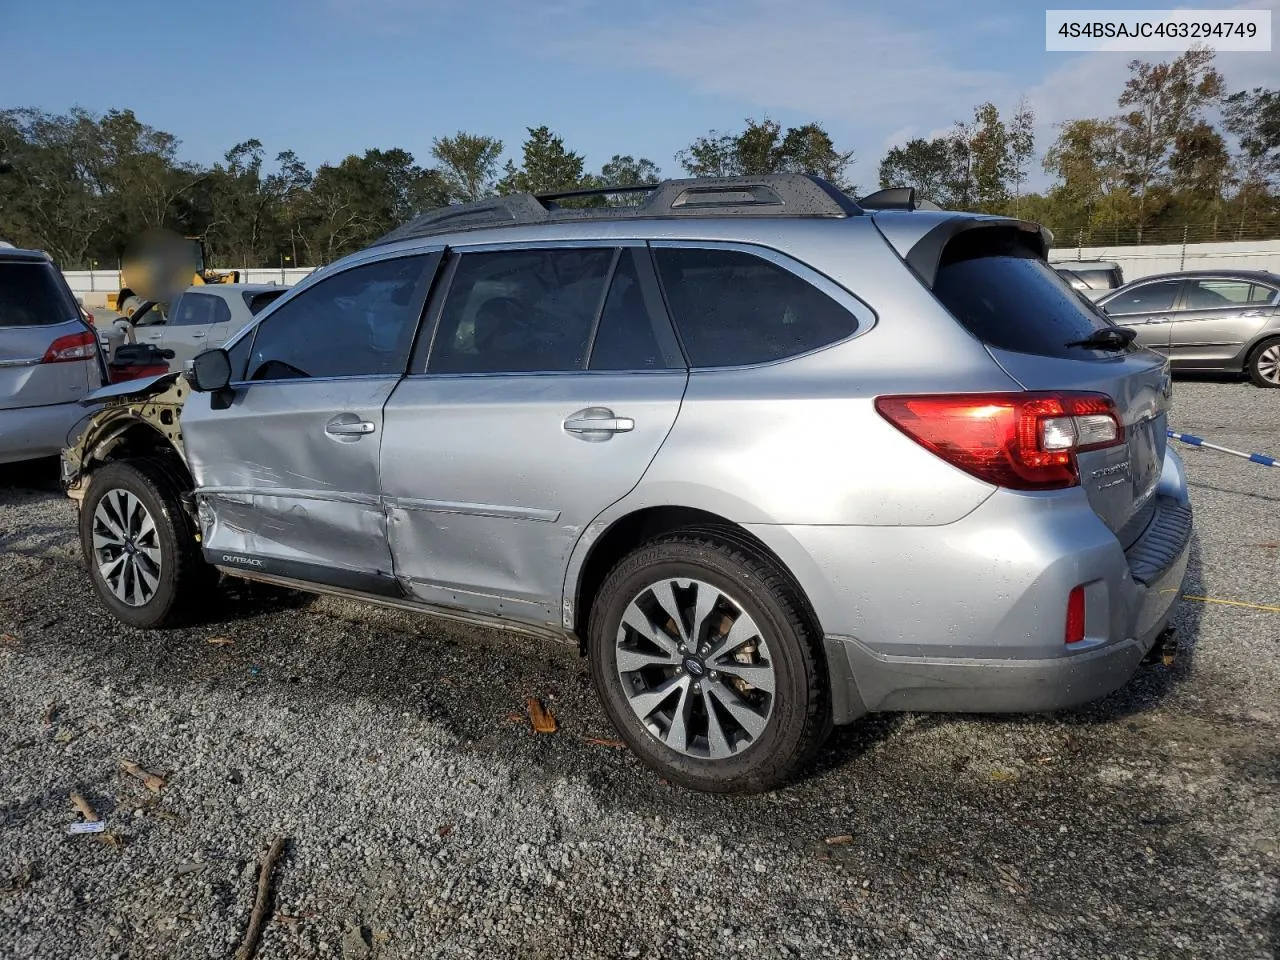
xmin=0 ymin=401 xmax=94 ymax=465
xmin=824 ymin=517 xmax=1189 ymax=719
xmin=748 ymin=447 xmax=1193 ymax=724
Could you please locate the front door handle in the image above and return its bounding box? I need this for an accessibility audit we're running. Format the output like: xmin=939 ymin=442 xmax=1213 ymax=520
xmin=325 ymin=415 xmax=376 ymax=440
xmin=564 ymin=407 xmax=635 ymax=440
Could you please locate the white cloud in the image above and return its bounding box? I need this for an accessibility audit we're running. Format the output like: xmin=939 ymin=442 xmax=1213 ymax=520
xmin=566 ymin=0 xmax=1009 ymax=128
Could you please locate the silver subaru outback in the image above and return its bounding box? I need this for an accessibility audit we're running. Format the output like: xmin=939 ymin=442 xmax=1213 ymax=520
xmin=62 ymin=176 xmax=1191 ymax=793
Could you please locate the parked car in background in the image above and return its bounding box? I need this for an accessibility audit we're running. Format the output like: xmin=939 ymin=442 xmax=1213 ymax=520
xmin=1 ymin=245 xmax=106 ymax=464
xmin=1098 ymin=270 xmax=1280 ymax=387
xmin=1054 ymin=260 xmax=1125 ymax=299
xmin=63 ymin=176 xmax=1191 ymax=793
xmin=127 ymin=283 xmax=288 ymax=368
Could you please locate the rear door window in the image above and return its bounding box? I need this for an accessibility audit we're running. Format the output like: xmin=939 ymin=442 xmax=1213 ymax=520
xmin=172 ymin=292 xmax=231 ymax=326
xmin=427 ymin=248 xmax=614 ymax=374
xmin=652 ymin=246 xmax=858 ymax=367
xmin=1184 ymin=279 xmax=1270 ymax=309
xmin=1104 ymin=281 xmax=1182 ymax=316
xmin=0 ymin=261 xmax=77 ymax=327
xmin=931 ymin=230 xmax=1125 ymax=360
xmin=588 ymin=249 xmax=684 ymax=371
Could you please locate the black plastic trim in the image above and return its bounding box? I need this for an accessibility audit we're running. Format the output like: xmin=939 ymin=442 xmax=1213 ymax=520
xmin=205 ymin=550 xmax=405 ymax=599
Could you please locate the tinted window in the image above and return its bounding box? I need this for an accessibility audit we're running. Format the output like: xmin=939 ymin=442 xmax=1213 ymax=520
xmin=246 ymin=256 xmax=427 ymax=381
xmin=932 ymin=231 xmax=1118 ymax=360
xmin=172 ymin=292 xmax=231 ymax=327
xmin=244 ymin=290 xmax=286 ymax=315
xmin=0 ymin=261 xmax=76 ymax=328
xmin=653 ymin=247 xmax=857 ymax=367
xmin=428 ymin=248 xmax=613 ymax=374
xmin=588 ymin=250 xmax=683 ymax=371
xmin=1104 ymin=281 xmax=1182 ymax=315
xmin=226 ymin=330 xmax=252 ymax=382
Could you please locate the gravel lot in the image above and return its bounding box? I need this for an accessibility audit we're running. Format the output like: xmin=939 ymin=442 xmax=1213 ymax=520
xmin=2 ymin=379 xmax=1277 ymax=960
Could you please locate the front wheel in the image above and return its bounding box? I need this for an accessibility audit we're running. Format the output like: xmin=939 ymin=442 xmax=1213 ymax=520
xmin=588 ymin=534 xmax=828 ymax=793
xmin=1247 ymin=337 xmax=1280 ymax=388
xmin=79 ymin=459 xmax=212 ymax=629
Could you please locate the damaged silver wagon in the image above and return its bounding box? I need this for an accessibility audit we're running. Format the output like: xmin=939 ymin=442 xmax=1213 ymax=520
xmin=64 ymin=175 xmax=1192 ymax=792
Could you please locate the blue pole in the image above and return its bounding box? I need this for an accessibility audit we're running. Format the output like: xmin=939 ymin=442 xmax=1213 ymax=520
xmin=1167 ymin=430 xmax=1279 ymax=467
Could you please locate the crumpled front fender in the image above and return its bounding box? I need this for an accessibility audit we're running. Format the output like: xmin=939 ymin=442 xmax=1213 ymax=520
xmin=61 ymin=373 xmax=191 ymax=501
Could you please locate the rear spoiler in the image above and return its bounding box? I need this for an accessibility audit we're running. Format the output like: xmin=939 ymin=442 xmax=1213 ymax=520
xmin=874 ymin=215 xmax=1054 ymax=287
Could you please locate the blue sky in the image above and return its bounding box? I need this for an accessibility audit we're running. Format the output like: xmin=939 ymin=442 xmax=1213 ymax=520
xmin=3 ymin=0 xmax=1277 ymax=192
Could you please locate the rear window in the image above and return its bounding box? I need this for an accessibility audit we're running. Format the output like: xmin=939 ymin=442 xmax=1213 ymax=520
xmin=932 ymin=231 xmax=1122 ymax=360
xmin=244 ymin=290 xmax=286 ymax=315
xmin=0 ymin=261 xmax=77 ymax=328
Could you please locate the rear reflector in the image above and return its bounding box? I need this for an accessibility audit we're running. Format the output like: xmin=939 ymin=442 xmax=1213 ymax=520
xmin=874 ymin=392 xmax=1125 ymax=490
xmin=1065 ymin=585 xmax=1086 ymax=644
xmin=42 ymin=330 xmax=97 ymax=364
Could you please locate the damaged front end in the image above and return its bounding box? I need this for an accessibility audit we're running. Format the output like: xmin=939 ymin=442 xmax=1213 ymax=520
xmin=61 ymin=373 xmax=193 ymax=507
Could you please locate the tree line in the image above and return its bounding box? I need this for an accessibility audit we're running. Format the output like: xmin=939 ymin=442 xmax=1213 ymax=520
xmin=1 ymin=47 xmax=1276 ymax=269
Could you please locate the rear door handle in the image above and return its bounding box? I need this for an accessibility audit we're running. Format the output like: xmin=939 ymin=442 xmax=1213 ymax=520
xmin=564 ymin=407 xmax=635 ymax=439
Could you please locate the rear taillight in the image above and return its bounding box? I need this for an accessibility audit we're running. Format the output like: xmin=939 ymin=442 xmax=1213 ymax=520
xmin=83 ymin=310 xmax=96 ymax=326
xmin=1065 ymin=585 xmax=1086 ymax=644
xmin=42 ymin=330 xmax=97 ymax=364
xmin=874 ymin=392 xmax=1124 ymax=490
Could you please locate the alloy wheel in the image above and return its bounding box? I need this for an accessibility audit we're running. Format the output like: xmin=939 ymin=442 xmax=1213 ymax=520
xmin=615 ymin=577 xmax=775 ymax=760
xmin=1257 ymin=344 xmax=1280 ymax=385
xmin=91 ymin=490 xmax=163 ymax=607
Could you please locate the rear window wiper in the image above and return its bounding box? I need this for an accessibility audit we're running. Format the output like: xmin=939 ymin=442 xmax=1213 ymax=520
xmin=1065 ymin=326 xmax=1137 ymax=351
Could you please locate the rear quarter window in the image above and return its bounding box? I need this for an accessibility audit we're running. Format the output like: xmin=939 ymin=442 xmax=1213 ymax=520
xmin=932 ymin=230 xmax=1123 ymax=361
xmin=653 ymin=246 xmax=858 ymax=367
xmin=0 ymin=261 xmax=77 ymax=328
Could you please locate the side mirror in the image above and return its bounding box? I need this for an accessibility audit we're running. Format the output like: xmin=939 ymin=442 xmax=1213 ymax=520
xmin=188 ymin=348 xmax=232 ymax=393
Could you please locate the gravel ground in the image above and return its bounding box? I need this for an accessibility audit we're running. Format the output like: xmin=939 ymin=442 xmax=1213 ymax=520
xmin=1 ymin=378 xmax=1277 ymax=960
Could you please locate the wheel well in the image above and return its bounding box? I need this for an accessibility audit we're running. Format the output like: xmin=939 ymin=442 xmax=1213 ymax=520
xmin=572 ymin=506 xmax=822 ymax=650
xmin=86 ymin=421 xmax=192 ymax=490
xmin=1248 ymin=333 xmax=1280 ymax=359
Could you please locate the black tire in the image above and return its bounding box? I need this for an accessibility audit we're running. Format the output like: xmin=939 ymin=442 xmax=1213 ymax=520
xmin=1246 ymin=336 xmax=1280 ymax=388
xmin=588 ymin=534 xmax=828 ymax=793
xmin=78 ymin=458 xmax=212 ymax=629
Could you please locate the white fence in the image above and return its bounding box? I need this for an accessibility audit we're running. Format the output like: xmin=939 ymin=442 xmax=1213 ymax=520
xmin=63 ymin=239 xmax=1280 ymax=309
xmin=65 ymin=268 xmax=318 ymax=308
xmin=1049 ymin=240 xmax=1280 ymax=282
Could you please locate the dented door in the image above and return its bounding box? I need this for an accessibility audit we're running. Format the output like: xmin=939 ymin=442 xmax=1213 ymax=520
xmin=180 ymin=251 xmax=439 ymax=589
xmin=183 ymin=377 xmax=400 ymax=583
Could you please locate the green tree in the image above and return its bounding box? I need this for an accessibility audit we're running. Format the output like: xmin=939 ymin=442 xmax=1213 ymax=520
xmin=1042 ymin=118 xmax=1131 ymax=242
xmin=431 ymin=132 xmax=503 ymax=202
xmin=497 ymin=126 xmax=586 ymax=195
xmin=677 ymin=118 xmax=854 ymax=188
xmin=1115 ymin=47 xmax=1224 ymax=239
xmin=302 ymin=148 xmax=447 ymax=263
xmin=878 ymin=136 xmax=966 ymax=205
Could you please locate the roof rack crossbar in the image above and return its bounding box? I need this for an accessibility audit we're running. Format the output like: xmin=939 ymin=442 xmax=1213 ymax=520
xmin=372 ymin=174 xmax=864 ymax=246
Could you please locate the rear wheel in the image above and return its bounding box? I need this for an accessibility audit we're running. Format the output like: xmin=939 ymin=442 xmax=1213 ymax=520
xmin=1247 ymin=337 xmax=1280 ymax=388
xmin=79 ymin=459 xmax=211 ymax=629
xmin=588 ymin=534 xmax=828 ymax=793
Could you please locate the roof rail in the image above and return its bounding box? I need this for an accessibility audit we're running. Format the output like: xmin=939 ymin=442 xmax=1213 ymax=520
xmin=373 ymin=174 xmax=863 ymax=246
